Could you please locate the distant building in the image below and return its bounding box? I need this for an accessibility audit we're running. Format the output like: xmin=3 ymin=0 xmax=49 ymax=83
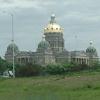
xmin=5 ymin=14 xmax=99 ymax=66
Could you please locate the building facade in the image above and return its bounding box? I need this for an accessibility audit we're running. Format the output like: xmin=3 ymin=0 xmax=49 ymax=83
xmin=5 ymin=14 xmax=99 ymax=66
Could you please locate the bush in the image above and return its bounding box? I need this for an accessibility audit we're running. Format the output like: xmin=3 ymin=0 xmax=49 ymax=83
xmin=45 ymin=63 xmax=90 ymax=75
xmin=45 ymin=64 xmax=65 ymax=75
xmin=16 ymin=63 xmax=42 ymax=77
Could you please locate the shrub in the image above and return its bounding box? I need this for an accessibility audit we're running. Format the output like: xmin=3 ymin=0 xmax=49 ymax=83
xmin=45 ymin=64 xmax=65 ymax=75
xmin=16 ymin=63 xmax=42 ymax=77
xmin=45 ymin=63 xmax=90 ymax=75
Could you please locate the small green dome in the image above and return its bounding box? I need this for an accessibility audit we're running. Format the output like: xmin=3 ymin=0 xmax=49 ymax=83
xmin=38 ymin=40 xmax=50 ymax=50
xmin=86 ymin=41 xmax=97 ymax=54
xmin=86 ymin=46 xmax=96 ymax=53
xmin=7 ymin=43 xmax=19 ymax=54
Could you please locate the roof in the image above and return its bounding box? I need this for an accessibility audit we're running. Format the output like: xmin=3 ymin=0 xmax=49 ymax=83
xmin=71 ymin=51 xmax=88 ymax=58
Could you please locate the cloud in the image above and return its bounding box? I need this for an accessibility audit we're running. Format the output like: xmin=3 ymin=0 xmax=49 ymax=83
xmin=0 ymin=0 xmax=57 ymax=9
xmin=0 ymin=0 xmax=100 ymax=57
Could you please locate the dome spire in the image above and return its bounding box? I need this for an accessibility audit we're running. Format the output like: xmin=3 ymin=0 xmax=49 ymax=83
xmin=50 ymin=14 xmax=56 ymax=24
xmin=90 ymin=41 xmax=93 ymax=46
xmin=42 ymin=35 xmax=45 ymax=41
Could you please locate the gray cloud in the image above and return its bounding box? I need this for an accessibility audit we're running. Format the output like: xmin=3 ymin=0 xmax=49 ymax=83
xmin=1 ymin=0 xmax=13 ymax=3
xmin=0 ymin=0 xmax=100 ymax=57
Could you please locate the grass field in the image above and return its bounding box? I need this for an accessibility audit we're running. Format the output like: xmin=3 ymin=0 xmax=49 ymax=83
xmin=0 ymin=71 xmax=100 ymax=100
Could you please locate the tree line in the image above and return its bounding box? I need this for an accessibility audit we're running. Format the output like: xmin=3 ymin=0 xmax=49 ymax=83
xmin=0 ymin=57 xmax=100 ymax=77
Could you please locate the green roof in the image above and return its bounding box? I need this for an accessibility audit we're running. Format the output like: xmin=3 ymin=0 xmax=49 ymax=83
xmin=38 ymin=40 xmax=50 ymax=50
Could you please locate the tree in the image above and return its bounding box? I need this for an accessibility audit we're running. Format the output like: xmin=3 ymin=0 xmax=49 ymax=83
xmin=0 ymin=57 xmax=11 ymax=73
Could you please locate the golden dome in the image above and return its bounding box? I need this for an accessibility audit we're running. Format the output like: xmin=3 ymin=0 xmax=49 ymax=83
xmin=44 ymin=14 xmax=63 ymax=34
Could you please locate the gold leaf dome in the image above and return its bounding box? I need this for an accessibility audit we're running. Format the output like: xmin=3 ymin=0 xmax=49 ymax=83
xmin=44 ymin=14 xmax=63 ymax=34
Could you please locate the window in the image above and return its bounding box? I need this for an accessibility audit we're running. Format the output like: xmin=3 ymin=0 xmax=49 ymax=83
xmin=56 ymin=28 xmax=58 ymax=30
xmin=51 ymin=28 xmax=53 ymax=30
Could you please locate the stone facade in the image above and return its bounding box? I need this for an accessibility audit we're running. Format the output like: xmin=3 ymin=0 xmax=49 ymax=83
xmin=5 ymin=15 xmax=99 ymax=66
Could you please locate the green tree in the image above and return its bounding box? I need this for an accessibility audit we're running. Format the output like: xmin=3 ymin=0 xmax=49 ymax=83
xmin=0 ymin=57 xmax=11 ymax=73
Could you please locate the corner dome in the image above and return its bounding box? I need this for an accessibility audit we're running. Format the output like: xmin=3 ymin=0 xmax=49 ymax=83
xmin=7 ymin=43 xmax=19 ymax=54
xmin=86 ymin=46 xmax=96 ymax=53
xmin=44 ymin=14 xmax=63 ymax=34
xmin=86 ymin=41 xmax=97 ymax=54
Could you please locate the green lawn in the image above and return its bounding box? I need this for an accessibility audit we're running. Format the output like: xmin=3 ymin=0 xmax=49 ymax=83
xmin=0 ymin=72 xmax=100 ymax=100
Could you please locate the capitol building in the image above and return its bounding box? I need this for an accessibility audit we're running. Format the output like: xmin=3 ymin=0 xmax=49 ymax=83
xmin=5 ymin=14 xmax=98 ymax=66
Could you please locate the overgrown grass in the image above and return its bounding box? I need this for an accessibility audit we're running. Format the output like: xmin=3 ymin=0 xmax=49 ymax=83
xmin=0 ymin=71 xmax=100 ymax=100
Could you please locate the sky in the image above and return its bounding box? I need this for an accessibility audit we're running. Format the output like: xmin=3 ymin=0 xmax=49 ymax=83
xmin=0 ymin=0 xmax=100 ymax=58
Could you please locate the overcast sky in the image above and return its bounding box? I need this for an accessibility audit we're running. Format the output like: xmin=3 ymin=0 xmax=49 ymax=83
xmin=0 ymin=0 xmax=100 ymax=58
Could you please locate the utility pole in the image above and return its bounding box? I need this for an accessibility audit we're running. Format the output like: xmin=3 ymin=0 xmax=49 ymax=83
xmin=11 ymin=13 xmax=15 ymax=78
xmin=3 ymin=11 xmax=15 ymax=78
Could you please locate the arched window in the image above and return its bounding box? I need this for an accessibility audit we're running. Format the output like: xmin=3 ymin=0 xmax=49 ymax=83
xmin=56 ymin=28 xmax=58 ymax=30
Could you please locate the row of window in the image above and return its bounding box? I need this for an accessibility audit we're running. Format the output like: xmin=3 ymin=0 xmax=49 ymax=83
xmin=46 ymin=27 xmax=62 ymax=30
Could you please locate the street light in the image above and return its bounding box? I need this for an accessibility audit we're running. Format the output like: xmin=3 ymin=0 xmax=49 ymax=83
xmin=11 ymin=13 xmax=15 ymax=78
xmin=3 ymin=11 xmax=15 ymax=78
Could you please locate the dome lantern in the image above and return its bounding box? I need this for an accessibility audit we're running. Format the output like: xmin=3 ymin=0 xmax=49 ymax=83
xmin=42 ymin=35 xmax=46 ymax=41
xmin=50 ymin=14 xmax=56 ymax=24
xmin=90 ymin=41 xmax=93 ymax=46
